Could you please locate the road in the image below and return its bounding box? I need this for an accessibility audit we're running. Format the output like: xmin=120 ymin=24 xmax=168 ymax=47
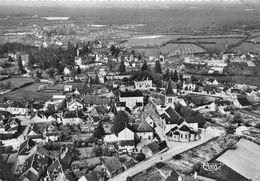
xmin=110 ymin=128 xmax=223 ymax=181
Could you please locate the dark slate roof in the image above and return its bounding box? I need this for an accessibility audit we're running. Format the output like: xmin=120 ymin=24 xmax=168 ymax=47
xmin=18 ymin=138 xmax=36 ymax=155
xmin=119 ymin=140 xmax=135 ymax=147
xmin=159 ymin=141 xmax=168 ymax=151
xmin=166 ymin=170 xmax=179 ymax=181
xmin=103 ymin=157 xmax=122 ymax=174
xmin=165 ymin=126 xmax=178 ymax=136
xmin=0 ymin=103 xmax=8 ymax=108
xmin=123 ymin=159 xmax=136 ymax=169
xmin=161 ymin=107 xmax=183 ymax=125
xmin=120 ymin=91 xmax=143 ymax=97
xmin=146 ymin=141 xmax=160 ymax=154
xmin=47 ymin=160 xmax=64 ymax=181
xmin=83 ymin=95 xmax=110 ymax=105
xmin=95 ymin=105 xmax=108 ymax=115
xmin=83 ymin=171 xmax=99 ymax=181
xmin=237 ymin=97 xmax=251 ymax=106
xmin=179 ymin=125 xmax=190 ymax=132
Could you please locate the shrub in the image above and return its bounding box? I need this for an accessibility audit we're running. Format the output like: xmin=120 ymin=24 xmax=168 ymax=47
xmin=156 ymin=162 xmax=165 ymax=168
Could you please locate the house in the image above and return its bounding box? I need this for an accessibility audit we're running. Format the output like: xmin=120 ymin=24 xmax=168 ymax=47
xmin=134 ymin=79 xmax=153 ymax=90
xmin=145 ymin=116 xmax=155 ymax=128
xmin=103 ymin=157 xmax=124 ymax=178
xmin=118 ymin=127 xmax=135 ymax=152
xmin=30 ymin=113 xmax=47 ymax=123
xmin=83 ymin=95 xmax=110 ymax=107
xmin=18 ymin=146 xmax=50 ymax=181
xmin=79 ymin=171 xmax=99 ymax=181
xmin=233 ymin=96 xmax=251 ymax=109
xmin=119 ymin=91 xmax=144 ymax=109
xmin=161 ymin=106 xmax=199 ymax=142
xmin=0 ymin=103 xmax=9 ymax=111
xmin=47 ymin=159 xmax=75 ymax=181
xmin=44 ymin=95 xmax=66 ymax=110
xmin=165 ymin=122 xmax=197 ymax=142
xmin=62 ymin=110 xmax=84 ymax=125
xmin=18 ymin=139 xmax=36 ymax=155
xmin=131 ymin=121 xmax=154 ymax=142
xmin=160 ymin=106 xmax=183 ymax=134
xmin=7 ymin=101 xmax=29 ymax=115
xmin=142 ymin=141 xmax=160 ymax=157
xmin=67 ymin=98 xmax=84 ymax=111
xmin=2 ymin=117 xmax=20 ymax=134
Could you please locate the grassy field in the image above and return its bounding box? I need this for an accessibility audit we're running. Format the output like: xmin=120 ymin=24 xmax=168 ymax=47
xmin=4 ymin=82 xmax=53 ymax=102
xmin=0 ymin=77 xmax=34 ymax=89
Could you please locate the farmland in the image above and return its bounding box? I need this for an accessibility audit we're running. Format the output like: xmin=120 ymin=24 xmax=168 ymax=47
xmin=4 ymin=82 xmax=53 ymax=102
xmin=0 ymin=77 xmax=34 ymax=90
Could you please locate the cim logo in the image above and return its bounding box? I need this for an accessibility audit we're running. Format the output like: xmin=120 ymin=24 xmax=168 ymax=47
xmin=203 ymin=162 xmax=223 ymax=172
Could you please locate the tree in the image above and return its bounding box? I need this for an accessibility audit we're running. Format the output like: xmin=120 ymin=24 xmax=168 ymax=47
xmin=232 ymin=112 xmax=243 ymax=124
xmin=8 ymin=56 xmax=13 ymax=62
xmin=179 ymin=73 xmax=184 ymax=82
xmin=57 ymin=64 xmax=64 ymax=75
xmin=141 ymin=60 xmax=148 ymax=71
xmin=111 ymin=111 xmax=130 ymax=135
xmin=163 ymin=68 xmax=170 ymax=81
xmin=104 ymin=76 xmax=108 ymax=83
xmin=94 ymin=72 xmax=100 ymax=84
xmin=93 ymin=122 xmax=105 ymax=139
xmin=135 ymin=152 xmax=146 ymax=162
xmin=46 ymin=68 xmax=55 ymax=78
xmin=154 ymin=60 xmax=162 ymax=74
xmin=110 ymin=44 xmax=116 ymax=56
xmin=28 ymin=52 xmax=35 ymax=68
xmin=119 ymin=60 xmax=126 ymax=74
xmin=171 ymin=70 xmax=178 ymax=82
xmin=77 ymin=66 xmax=81 ymax=74
xmin=36 ymin=70 xmax=42 ymax=79
xmin=17 ymin=55 xmax=26 ymax=74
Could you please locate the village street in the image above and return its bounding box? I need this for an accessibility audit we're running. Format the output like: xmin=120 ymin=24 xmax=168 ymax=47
xmin=110 ymin=127 xmax=224 ymax=181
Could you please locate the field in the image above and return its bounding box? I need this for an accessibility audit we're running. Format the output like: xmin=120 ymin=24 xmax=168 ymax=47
xmin=217 ymin=139 xmax=260 ymax=180
xmin=0 ymin=77 xmax=34 ymax=90
xmin=4 ymin=82 xmax=53 ymax=102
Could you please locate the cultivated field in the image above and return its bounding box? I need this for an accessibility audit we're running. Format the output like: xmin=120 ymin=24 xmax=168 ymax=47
xmin=4 ymin=82 xmax=53 ymax=102
xmin=0 ymin=77 xmax=34 ymax=89
xmin=217 ymin=139 xmax=260 ymax=180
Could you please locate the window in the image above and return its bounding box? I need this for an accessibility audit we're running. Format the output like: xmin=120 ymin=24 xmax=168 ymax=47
xmin=168 ymin=98 xmax=172 ymax=103
xmin=148 ymin=136 xmax=151 ymax=140
xmin=180 ymin=134 xmax=183 ymax=139
xmin=185 ymin=135 xmax=187 ymax=139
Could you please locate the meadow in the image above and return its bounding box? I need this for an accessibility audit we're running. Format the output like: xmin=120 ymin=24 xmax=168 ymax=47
xmin=0 ymin=77 xmax=34 ymax=90
xmin=4 ymin=82 xmax=53 ymax=102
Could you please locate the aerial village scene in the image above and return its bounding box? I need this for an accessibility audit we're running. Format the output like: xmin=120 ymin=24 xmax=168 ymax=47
xmin=0 ymin=0 xmax=260 ymax=181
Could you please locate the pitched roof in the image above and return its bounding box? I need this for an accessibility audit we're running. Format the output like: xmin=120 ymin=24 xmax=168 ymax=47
xmin=82 ymin=171 xmax=99 ymax=181
xmin=237 ymin=97 xmax=251 ymax=106
xmin=18 ymin=138 xmax=36 ymax=155
xmin=161 ymin=107 xmax=183 ymax=125
xmin=136 ymin=121 xmax=153 ymax=132
xmin=146 ymin=142 xmax=160 ymax=154
xmin=179 ymin=125 xmax=191 ymax=132
xmin=166 ymin=170 xmax=179 ymax=181
xmin=103 ymin=157 xmax=122 ymax=174
xmin=83 ymin=95 xmax=110 ymax=105
xmin=95 ymin=105 xmax=108 ymax=115
xmin=47 ymin=160 xmax=64 ymax=181
xmin=120 ymin=91 xmax=143 ymax=97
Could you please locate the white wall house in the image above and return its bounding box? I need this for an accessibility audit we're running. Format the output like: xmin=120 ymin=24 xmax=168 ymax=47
xmin=134 ymin=80 xmax=153 ymax=90
xmin=118 ymin=127 xmax=135 ymax=152
xmin=119 ymin=91 xmax=144 ymax=109
xmin=67 ymin=99 xmax=84 ymax=111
